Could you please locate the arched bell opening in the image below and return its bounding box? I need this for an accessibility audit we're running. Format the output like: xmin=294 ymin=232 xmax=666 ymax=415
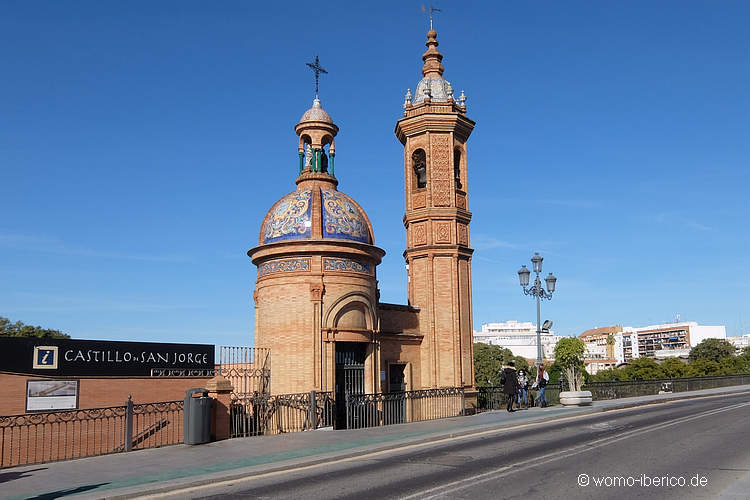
xmin=412 ymin=149 xmax=427 ymax=190
xmin=453 ymin=147 xmax=462 ymax=190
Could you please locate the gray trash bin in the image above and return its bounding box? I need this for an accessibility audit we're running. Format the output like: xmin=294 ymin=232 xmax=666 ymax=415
xmin=184 ymin=388 xmax=211 ymax=445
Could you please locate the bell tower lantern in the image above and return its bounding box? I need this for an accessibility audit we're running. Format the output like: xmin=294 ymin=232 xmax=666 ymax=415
xmin=394 ymin=28 xmax=476 ymax=390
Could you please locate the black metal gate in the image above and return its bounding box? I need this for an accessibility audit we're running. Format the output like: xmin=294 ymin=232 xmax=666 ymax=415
xmin=335 ymin=342 xmax=367 ymax=429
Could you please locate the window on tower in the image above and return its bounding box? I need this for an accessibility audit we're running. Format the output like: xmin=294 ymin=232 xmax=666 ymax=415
xmin=454 ymin=148 xmax=462 ymax=190
xmin=412 ymin=149 xmax=427 ymax=189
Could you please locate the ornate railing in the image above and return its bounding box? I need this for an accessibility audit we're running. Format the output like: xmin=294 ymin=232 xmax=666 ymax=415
xmin=345 ymin=387 xmax=465 ymax=430
xmin=0 ymin=397 xmax=183 ymax=468
xmin=230 ymin=391 xmax=334 ymax=438
xmin=582 ymin=373 xmax=750 ymax=400
xmin=476 ymin=384 xmax=561 ymax=412
xmin=476 ymin=373 xmax=750 ymax=412
xmin=218 ymin=346 xmax=271 ymax=397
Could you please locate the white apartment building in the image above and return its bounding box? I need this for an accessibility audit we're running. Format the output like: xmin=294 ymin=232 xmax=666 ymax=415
xmin=582 ymin=321 xmax=727 ymax=367
xmin=473 ymin=320 xmax=561 ymax=360
xmin=727 ymin=334 xmax=750 ymax=351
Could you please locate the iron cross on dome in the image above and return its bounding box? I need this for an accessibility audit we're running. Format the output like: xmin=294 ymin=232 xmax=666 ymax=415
xmin=306 ymin=55 xmax=328 ymax=98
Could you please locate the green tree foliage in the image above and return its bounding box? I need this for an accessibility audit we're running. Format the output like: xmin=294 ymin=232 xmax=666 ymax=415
xmin=620 ymin=357 xmax=665 ymax=381
xmin=473 ymin=343 xmax=515 ymax=386
xmin=590 ymin=368 xmax=622 ymax=382
xmin=659 ymin=357 xmax=687 ymax=379
xmin=739 ymin=346 xmax=750 ymax=360
xmin=0 ymin=317 xmax=70 ymax=339
xmin=685 ymin=359 xmax=721 ymax=377
xmin=554 ymin=337 xmax=586 ymax=390
xmin=688 ymin=338 xmax=737 ymax=363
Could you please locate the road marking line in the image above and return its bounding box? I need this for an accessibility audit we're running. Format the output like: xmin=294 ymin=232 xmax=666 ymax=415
xmin=406 ymin=401 xmax=750 ymax=500
xmin=136 ymin=396 xmax=750 ymax=499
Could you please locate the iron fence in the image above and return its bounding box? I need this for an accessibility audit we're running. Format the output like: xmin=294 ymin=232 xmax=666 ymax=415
xmin=230 ymin=390 xmax=334 ymax=438
xmin=582 ymin=373 xmax=750 ymax=400
xmin=0 ymin=397 xmax=183 ymax=469
xmin=345 ymin=387 xmax=464 ymax=430
xmin=218 ymin=346 xmax=271 ymax=397
xmin=476 ymin=384 xmax=561 ymax=412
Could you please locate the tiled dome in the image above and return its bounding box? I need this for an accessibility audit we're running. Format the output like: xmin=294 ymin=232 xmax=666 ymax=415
xmin=260 ymin=187 xmax=373 ymax=245
xmin=299 ymin=98 xmax=333 ymax=124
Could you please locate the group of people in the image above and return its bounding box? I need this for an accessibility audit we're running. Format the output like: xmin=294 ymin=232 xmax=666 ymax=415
xmin=500 ymin=360 xmax=550 ymax=412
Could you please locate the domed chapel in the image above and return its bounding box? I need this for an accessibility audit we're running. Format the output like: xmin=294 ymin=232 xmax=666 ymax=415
xmin=247 ymin=28 xmax=476 ymax=404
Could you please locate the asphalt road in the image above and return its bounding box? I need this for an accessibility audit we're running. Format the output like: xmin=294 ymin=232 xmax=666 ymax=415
xmin=146 ymin=392 xmax=750 ymax=500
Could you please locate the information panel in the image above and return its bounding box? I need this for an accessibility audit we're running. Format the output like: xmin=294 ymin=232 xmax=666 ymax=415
xmin=0 ymin=337 xmax=215 ymax=377
xmin=26 ymin=380 xmax=79 ymax=411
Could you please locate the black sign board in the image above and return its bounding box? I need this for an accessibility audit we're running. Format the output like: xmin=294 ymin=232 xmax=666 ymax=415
xmin=0 ymin=337 xmax=215 ymax=377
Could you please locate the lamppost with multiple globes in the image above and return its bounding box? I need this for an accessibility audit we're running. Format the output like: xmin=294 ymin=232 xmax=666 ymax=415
xmin=518 ymin=252 xmax=557 ymax=368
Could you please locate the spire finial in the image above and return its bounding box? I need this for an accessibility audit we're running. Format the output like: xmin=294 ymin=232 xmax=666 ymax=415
xmin=422 ymin=4 xmax=441 ymax=31
xmin=306 ymin=55 xmax=328 ymax=99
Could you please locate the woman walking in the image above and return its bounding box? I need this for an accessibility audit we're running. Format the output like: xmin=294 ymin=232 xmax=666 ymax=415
xmin=517 ymin=369 xmax=529 ymax=409
xmin=535 ymin=364 xmax=550 ymax=408
xmin=500 ymin=361 xmax=519 ymax=412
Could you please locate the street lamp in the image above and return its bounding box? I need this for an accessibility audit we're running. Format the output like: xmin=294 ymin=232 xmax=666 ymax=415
xmin=518 ymin=252 xmax=557 ymax=368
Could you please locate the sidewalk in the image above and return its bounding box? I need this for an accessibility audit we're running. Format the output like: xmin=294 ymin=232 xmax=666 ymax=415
xmin=3 ymin=385 xmax=750 ymax=500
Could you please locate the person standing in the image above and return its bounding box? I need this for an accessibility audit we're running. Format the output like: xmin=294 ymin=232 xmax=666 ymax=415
xmin=500 ymin=360 xmax=519 ymax=412
xmin=536 ymin=364 xmax=550 ymax=408
xmin=517 ymin=369 xmax=529 ymax=409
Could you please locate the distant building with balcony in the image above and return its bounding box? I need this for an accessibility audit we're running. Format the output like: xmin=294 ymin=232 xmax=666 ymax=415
xmin=581 ymin=321 xmax=727 ymax=370
xmin=473 ymin=320 xmax=561 ymax=360
xmin=579 ymin=326 xmax=625 ymax=374
xmin=635 ymin=322 xmax=725 ymax=359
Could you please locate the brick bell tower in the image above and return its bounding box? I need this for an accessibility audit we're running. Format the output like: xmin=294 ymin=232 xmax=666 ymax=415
xmin=395 ymin=28 xmax=476 ymax=390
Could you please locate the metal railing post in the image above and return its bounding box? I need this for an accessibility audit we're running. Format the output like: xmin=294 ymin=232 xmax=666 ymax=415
xmin=125 ymin=395 xmax=134 ymax=452
xmin=309 ymin=391 xmax=317 ymax=430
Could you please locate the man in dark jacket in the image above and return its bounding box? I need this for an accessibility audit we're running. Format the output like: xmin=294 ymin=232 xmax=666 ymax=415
xmin=500 ymin=361 xmax=519 ymax=412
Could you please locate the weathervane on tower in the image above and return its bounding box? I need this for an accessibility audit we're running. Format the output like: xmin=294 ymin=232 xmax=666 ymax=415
xmin=422 ymin=4 xmax=441 ymax=30
xmin=306 ymin=55 xmax=328 ymax=98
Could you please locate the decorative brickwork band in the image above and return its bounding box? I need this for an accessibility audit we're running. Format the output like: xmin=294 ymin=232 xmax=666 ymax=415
xmin=413 ymin=222 xmax=427 ymax=246
xmin=455 ymin=193 xmax=467 ymax=210
xmin=430 ymin=134 xmax=452 ymax=207
xmin=258 ymin=258 xmax=311 ymax=277
xmin=457 ymin=223 xmax=469 ymax=247
xmin=323 ymin=257 xmax=372 ymax=274
xmin=435 ymin=222 xmax=451 ymax=243
xmin=413 ymin=192 xmax=427 ymax=209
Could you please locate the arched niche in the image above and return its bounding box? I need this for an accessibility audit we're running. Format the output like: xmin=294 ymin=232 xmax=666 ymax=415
xmin=324 ymin=291 xmax=377 ymax=332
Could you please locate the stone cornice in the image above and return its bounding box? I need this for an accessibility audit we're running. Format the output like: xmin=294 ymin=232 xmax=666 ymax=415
xmin=395 ymin=112 xmax=475 ymax=144
xmin=248 ymin=239 xmax=385 ymax=265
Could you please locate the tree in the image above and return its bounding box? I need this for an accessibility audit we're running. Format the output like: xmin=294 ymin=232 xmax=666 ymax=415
xmin=685 ymin=359 xmax=721 ymax=377
xmin=0 ymin=317 xmax=70 ymax=339
xmin=659 ymin=357 xmax=687 ymax=379
xmin=473 ymin=343 xmax=515 ymax=386
xmin=590 ymin=368 xmax=623 ymax=382
xmin=554 ymin=337 xmax=586 ymax=391
xmin=739 ymin=346 xmax=750 ymax=360
xmin=688 ymin=338 xmax=736 ymax=363
xmin=620 ymin=357 xmax=664 ymax=381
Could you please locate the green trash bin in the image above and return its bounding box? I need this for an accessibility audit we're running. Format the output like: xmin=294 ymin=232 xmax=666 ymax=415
xmin=184 ymin=388 xmax=211 ymax=445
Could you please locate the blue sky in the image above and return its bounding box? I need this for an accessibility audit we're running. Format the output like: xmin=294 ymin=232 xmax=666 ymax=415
xmin=2 ymin=1 xmax=749 ymax=346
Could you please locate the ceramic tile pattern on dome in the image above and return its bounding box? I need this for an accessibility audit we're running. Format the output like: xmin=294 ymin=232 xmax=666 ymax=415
xmin=263 ymin=190 xmax=313 ymax=243
xmin=321 ymin=188 xmax=371 ymax=243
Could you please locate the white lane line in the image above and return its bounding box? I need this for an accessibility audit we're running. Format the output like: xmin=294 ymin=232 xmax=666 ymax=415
xmin=404 ymin=401 xmax=750 ymax=500
xmin=136 ymin=396 xmax=750 ymax=499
